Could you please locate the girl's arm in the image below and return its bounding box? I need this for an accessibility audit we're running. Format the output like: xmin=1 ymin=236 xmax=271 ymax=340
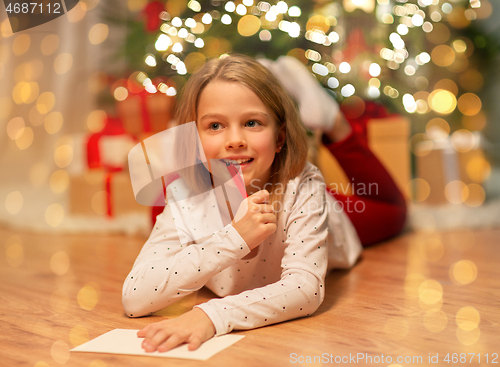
xmin=195 ymin=167 xmax=329 ymax=335
xmin=122 ymin=203 xmax=252 ymax=317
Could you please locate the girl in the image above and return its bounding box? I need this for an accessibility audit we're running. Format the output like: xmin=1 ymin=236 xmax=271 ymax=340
xmin=123 ymin=54 xmax=406 ymax=353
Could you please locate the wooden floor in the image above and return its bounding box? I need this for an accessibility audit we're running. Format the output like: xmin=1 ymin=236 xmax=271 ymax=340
xmin=1 ymin=225 xmax=499 ymax=367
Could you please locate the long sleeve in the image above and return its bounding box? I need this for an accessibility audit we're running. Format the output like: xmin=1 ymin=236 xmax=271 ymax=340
xmin=196 ymin=164 xmax=329 ymax=335
xmin=122 ymin=202 xmax=251 ymax=317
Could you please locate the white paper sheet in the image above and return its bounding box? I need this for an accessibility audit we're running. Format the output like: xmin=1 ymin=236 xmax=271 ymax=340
xmin=71 ymin=329 xmax=245 ymax=361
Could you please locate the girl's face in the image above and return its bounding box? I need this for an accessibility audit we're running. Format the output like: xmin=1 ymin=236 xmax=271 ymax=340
xmin=197 ymin=81 xmax=283 ymax=194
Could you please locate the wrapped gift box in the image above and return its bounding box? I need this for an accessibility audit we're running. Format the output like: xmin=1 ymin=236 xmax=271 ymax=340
xmin=117 ymin=92 xmax=174 ymax=136
xmin=69 ymin=170 xmax=149 ymax=217
xmin=415 ymin=132 xmax=488 ymax=205
xmin=317 ymin=115 xmax=411 ymax=198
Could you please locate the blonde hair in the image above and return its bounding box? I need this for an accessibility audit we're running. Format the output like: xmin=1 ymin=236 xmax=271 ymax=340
xmin=174 ymin=54 xmax=308 ymax=212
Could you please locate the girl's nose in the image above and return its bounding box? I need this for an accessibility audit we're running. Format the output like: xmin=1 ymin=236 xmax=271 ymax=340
xmin=225 ymin=128 xmax=247 ymax=149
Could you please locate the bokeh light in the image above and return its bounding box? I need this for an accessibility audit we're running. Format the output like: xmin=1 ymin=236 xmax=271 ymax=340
xmin=5 ymin=235 xmax=24 ymax=267
xmin=41 ymin=35 xmax=60 ymax=56
xmin=419 ymin=237 xmax=444 ymax=262
xmin=456 ymin=326 xmax=480 ymax=345
xmin=12 ymin=34 xmax=31 ymax=55
xmin=406 ymin=178 xmax=430 ymax=202
xmin=44 ymin=112 xmax=64 ymax=134
xmin=428 ymin=89 xmax=456 ymax=115
xmin=54 ymin=145 xmax=73 ymax=168
xmin=457 ymin=93 xmax=482 ymax=116
xmin=423 ymin=310 xmax=448 ymax=333
xmin=431 ymin=45 xmax=455 ymax=67
xmin=5 ymin=191 xmax=23 ymax=215
xmin=450 ymin=260 xmax=477 ymax=285
xmin=67 ymin=2 xmax=87 ymax=22
xmin=51 ymin=340 xmax=70 ymax=364
xmin=466 ymin=155 xmax=491 ymax=183
xmin=91 ymin=191 xmax=107 ymax=215
xmin=45 ymin=204 xmax=65 ymax=227
xmin=89 ymin=23 xmax=109 ymax=45
xmin=30 ymin=163 xmax=49 ymax=186
xmin=444 ymin=180 xmax=468 ymax=204
xmin=456 ymin=306 xmax=480 ymax=331
xmin=87 ymin=110 xmax=107 ymax=133
xmin=238 ymin=15 xmax=261 ymax=37
xmin=418 ymin=279 xmax=443 ymax=305
xmin=70 ymin=325 xmax=90 ymax=347
xmin=36 ymin=92 xmax=56 ymax=114
xmin=77 ymin=282 xmax=100 ymax=311
xmin=50 ymin=250 xmax=70 ymax=276
xmin=464 ymin=183 xmax=485 ymax=207
xmin=404 ymin=273 xmax=426 ymax=298
xmin=54 ymin=53 xmax=74 ymax=75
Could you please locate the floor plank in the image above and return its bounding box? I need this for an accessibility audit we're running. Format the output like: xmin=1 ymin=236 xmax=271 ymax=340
xmin=1 ymin=226 xmax=499 ymax=366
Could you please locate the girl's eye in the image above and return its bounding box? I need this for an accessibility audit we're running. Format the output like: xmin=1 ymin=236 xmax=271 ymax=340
xmin=246 ymin=120 xmax=260 ymax=128
xmin=209 ymin=123 xmax=221 ymax=130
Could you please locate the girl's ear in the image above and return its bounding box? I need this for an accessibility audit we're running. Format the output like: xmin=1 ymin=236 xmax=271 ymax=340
xmin=276 ymin=125 xmax=286 ymax=149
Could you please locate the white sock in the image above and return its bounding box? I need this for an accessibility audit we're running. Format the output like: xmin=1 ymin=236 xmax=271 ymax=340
xmin=259 ymin=56 xmax=339 ymax=131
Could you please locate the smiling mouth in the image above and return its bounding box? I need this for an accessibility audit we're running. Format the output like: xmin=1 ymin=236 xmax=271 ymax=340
xmin=222 ymin=158 xmax=254 ymax=166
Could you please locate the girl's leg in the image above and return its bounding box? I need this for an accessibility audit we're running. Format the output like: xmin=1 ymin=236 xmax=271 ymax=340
xmin=323 ymin=126 xmax=407 ymax=246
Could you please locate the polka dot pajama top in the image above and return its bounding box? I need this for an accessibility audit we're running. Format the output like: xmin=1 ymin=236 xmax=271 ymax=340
xmin=122 ymin=162 xmax=362 ymax=336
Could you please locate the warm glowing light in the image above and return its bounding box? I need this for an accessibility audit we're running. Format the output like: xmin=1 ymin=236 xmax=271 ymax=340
xmin=89 ymin=24 xmax=109 ymax=45
xmin=7 ymin=117 xmax=25 ymax=140
xmin=41 ymin=35 xmax=60 ymax=55
xmin=466 ymin=155 xmax=491 ymax=183
xmin=145 ymin=54 xmax=157 ymax=67
xmin=428 ymin=89 xmax=457 ymax=115
xmin=50 ymin=170 xmax=69 ymax=194
xmin=37 ymin=92 xmax=56 ymax=114
xmin=450 ymin=260 xmax=478 ymax=285
xmin=458 ymin=93 xmax=482 ymax=116
xmin=114 ymin=87 xmax=128 ymax=101
xmin=44 ymin=112 xmax=64 ymax=135
xmin=431 ymin=45 xmax=455 ymax=67
xmin=45 ymin=204 xmax=65 ymax=227
xmin=70 ymin=325 xmax=90 ymax=347
xmin=30 ymin=163 xmax=49 ymax=186
xmin=451 ymin=129 xmax=475 ymax=152
xmin=50 ymin=251 xmax=70 ymax=276
xmin=87 ymin=110 xmax=107 ymax=133
xmin=77 ymin=283 xmax=100 ymax=310
xmin=445 ymin=180 xmax=468 ymax=204
xmin=418 ymin=279 xmax=443 ymax=305
xmin=16 ymin=127 xmax=34 ymax=150
xmin=341 ymin=84 xmax=355 ymax=97
xmin=456 ymin=326 xmax=480 ymax=345
xmin=423 ymin=310 xmax=448 ymax=333
xmin=51 ymin=340 xmax=70 ymax=364
xmin=339 ymin=62 xmax=351 ymax=73
xmin=5 ymin=191 xmax=23 ymax=215
xmin=404 ymin=273 xmax=426 ymax=298
xmin=259 ymin=30 xmax=272 ymax=41
xmin=465 ymin=184 xmax=485 ymax=207
xmin=54 ymin=145 xmax=73 ymax=168
xmin=369 ymin=63 xmax=381 ymax=77
xmin=456 ymin=306 xmax=480 ymax=331
xmin=406 ymin=178 xmax=430 ymax=202
xmin=54 ymin=53 xmax=73 ymax=75
xmin=225 ymin=1 xmax=235 ymax=12
xmin=13 ymin=34 xmax=31 ymax=55
xmin=288 ymin=6 xmax=301 ymax=17
xmin=221 ymin=14 xmax=232 ymax=25
xmin=434 ymin=79 xmax=458 ymax=96
xmin=155 ymin=34 xmax=171 ymax=51
xmin=238 ymin=15 xmax=261 ymax=37
xmin=67 ymin=2 xmax=87 ymax=22
xmin=5 ymin=236 xmax=24 ymax=267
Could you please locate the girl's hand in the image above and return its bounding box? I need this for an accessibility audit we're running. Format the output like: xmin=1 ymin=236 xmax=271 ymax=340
xmin=232 ymin=190 xmax=277 ymax=250
xmin=138 ymin=308 xmax=216 ymax=352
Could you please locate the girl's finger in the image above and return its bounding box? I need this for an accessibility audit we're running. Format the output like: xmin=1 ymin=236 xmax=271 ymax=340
xmin=137 ymin=324 xmax=150 ymax=337
xmin=157 ymin=333 xmax=185 ymax=353
xmin=187 ymin=335 xmax=203 ymax=351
